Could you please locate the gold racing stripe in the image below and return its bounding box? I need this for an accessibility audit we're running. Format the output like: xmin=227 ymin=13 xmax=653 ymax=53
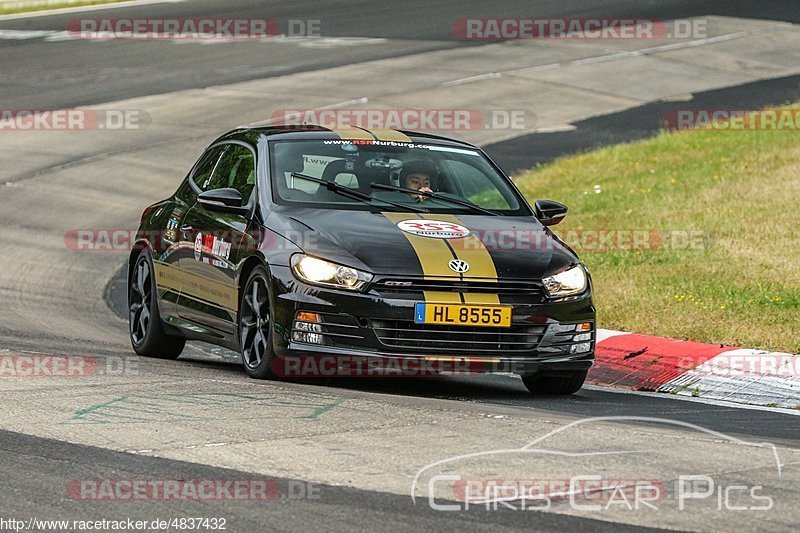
xmin=153 ymin=261 xmax=238 ymax=312
xmin=422 ymin=214 xmax=501 ymax=304
xmin=329 ymin=126 xmax=412 ymax=143
xmin=367 ymin=129 xmax=413 ymax=142
xmin=329 ymin=126 xmax=374 ymax=141
xmin=458 ymin=291 xmax=500 ymax=304
xmin=382 ymin=212 xmax=460 ymax=303
xmin=153 ymin=261 xmax=181 ymax=293
xmin=423 ymin=291 xmax=461 ymax=303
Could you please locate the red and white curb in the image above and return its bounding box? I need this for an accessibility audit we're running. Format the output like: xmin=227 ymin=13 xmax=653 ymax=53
xmin=590 ymin=330 xmax=800 ymax=409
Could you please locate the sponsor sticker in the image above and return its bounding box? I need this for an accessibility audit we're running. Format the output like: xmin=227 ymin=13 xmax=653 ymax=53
xmin=397 ymin=219 xmax=470 ymax=239
xmin=194 ymin=233 xmax=232 ymax=264
xmin=164 ymin=211 xmax=183 ymax=242
xmin=209 ymin=234 xmax=231 ymax=260
xmin=194 ymin=233 xmax=203 ymax=261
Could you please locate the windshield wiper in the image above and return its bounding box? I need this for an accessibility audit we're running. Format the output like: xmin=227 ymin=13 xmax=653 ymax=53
xmin=290 ymin=173 xmax=428 ymax=213
xmin=370 ymin=183 xmax=499 ymax=216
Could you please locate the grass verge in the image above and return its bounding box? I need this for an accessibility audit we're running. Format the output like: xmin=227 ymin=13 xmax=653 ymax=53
xmin=0 ymin=0 xmax=130 ymax=15
xmin=513 ymin=105 xmax=800 ymax=353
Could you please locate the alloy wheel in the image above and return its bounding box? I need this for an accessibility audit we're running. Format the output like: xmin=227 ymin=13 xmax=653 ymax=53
xmin=240 ymin=275 xmax=271 ymax=370
xmin=129 ymin=256 xmax=152 ymax=345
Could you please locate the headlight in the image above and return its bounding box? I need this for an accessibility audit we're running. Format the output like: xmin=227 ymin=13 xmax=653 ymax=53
xmin=543 ymin=265 xmax=587 ymax=298
xmin=290 ymin=254 xmax=372 ymax=291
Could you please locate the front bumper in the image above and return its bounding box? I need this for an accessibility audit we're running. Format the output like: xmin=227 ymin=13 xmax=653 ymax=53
xmin=268 ymin=265 xmax=596 ymax=375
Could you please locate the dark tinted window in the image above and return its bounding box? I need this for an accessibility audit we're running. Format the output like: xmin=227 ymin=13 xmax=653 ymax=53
xmin=441 ymin=160 xmax=511 ymax=209
xmin=191 ymin=145 xmax=226 ymax=191
xmin=205 ymin=145 xmax=256 ymax=206
xmin=269 ymin=140 xmax=527 ymax=215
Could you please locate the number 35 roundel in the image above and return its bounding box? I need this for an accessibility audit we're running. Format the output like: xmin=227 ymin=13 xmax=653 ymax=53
xmin=396 ymin=219 xmax=470 ymax=239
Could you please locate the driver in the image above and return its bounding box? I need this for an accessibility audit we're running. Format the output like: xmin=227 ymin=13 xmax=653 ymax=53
xmin=400 ymin=160 xmax=437 ymax=202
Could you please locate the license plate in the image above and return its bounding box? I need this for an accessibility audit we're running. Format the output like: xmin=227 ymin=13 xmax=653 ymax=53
xmin=414 ymin=302 xmax=512 ymax=328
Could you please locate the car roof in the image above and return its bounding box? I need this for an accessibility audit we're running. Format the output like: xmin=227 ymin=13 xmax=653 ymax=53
xmin=212 ymin=124 xmax=480 ymax=150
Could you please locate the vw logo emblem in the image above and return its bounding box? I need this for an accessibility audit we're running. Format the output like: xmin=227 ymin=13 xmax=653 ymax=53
xmin=448 ymin=259 xmax=470 ymax=273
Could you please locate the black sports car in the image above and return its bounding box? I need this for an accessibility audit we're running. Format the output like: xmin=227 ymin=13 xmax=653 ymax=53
xmin=128 ymin=125 xmax=595 ymax=394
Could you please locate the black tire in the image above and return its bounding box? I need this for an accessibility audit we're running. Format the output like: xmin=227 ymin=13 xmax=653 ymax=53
xmin=238 ymin=266 xmax=278 ymax=379
xmin=521 ymin=370 xmax=588 ymax=395
xmin=128 ymin=249 xmax=186 ymax=359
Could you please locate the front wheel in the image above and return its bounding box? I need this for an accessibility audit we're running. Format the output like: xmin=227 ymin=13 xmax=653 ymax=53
xmin=238 ymin=266 xmax=278 ymax=379
xmin=128 ymin=250 xmax=185 ymax=359
xmin=521 ymin=370 xmax=588 ymax=395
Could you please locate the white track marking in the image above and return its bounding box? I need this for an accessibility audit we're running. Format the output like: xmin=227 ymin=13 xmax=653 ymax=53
xmin=442 ymin=72 xmax=502 ymax=87
xmin=658 ymin=348 xmax=800 ymax=408
xmin=583 ymin=384 xmax=800 ymax=416
xmin=0 ymin=0 xmax=184 ymax=21
xmin=0 ymin=29 xmax=386 ymax=47
xmin=441 ymin=25 xmax=787 ymax=86
xmin=494 ymin=371 xmax=799 ymax=415
xmin=240 ymin=97 xmax=369 ymax=128
xmin=596 ymin=328 xmax=631 ymax=343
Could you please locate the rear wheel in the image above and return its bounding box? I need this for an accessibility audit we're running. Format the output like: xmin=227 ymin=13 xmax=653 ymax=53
xmin=128 ymin=250 xmax=185 ymax=358
xmin=521 ymin=370 xmax=588 ymax=395
xmin=239 ymin=266 xmax=278 ymax=380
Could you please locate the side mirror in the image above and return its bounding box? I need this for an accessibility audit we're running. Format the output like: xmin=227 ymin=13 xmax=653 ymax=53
xmin=198 ymin=188 xmax=249 ymax=215
xmin=534 ymin=200 xmax=568 ymax=226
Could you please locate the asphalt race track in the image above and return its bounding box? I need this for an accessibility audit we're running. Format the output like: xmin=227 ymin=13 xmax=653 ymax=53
xmin=2 ymin=0 xmax=799 ymax=109
xmin=0 ymin=1 xmax=799 ymax=531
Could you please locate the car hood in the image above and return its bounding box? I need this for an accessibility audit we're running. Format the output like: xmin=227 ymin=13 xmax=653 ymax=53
xmin=266 ymin=208 xmax=579 ymax=280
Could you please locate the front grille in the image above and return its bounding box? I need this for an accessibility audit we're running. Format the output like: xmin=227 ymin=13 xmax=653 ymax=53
xmin=373 ymin=278 xmax=544 ymax=297
xmin=370 ymin=319 xmax=546 ymax=353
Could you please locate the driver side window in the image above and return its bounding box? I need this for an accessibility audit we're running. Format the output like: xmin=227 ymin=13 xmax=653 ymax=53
xmin=445 ymin=160 xmax=511 ymax=209
xmin=201 ymin=144 xmax=256 ymax=207
xmin=191 ymin=145 xmax=226 ymax=192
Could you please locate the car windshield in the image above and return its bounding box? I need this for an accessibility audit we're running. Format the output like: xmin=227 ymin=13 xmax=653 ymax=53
xmin=268 ymin=139 xmax=529 ymax=215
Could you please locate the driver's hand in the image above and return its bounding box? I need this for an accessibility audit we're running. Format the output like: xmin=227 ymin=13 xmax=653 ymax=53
xmin=416 ymin=186 xmax=433 ymax=202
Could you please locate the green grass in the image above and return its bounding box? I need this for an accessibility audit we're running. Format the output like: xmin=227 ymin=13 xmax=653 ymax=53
xmin=513 ymin=105 xmax=800 ymax=353
xmin=0 ymin=0 xmax=129 ymax=15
